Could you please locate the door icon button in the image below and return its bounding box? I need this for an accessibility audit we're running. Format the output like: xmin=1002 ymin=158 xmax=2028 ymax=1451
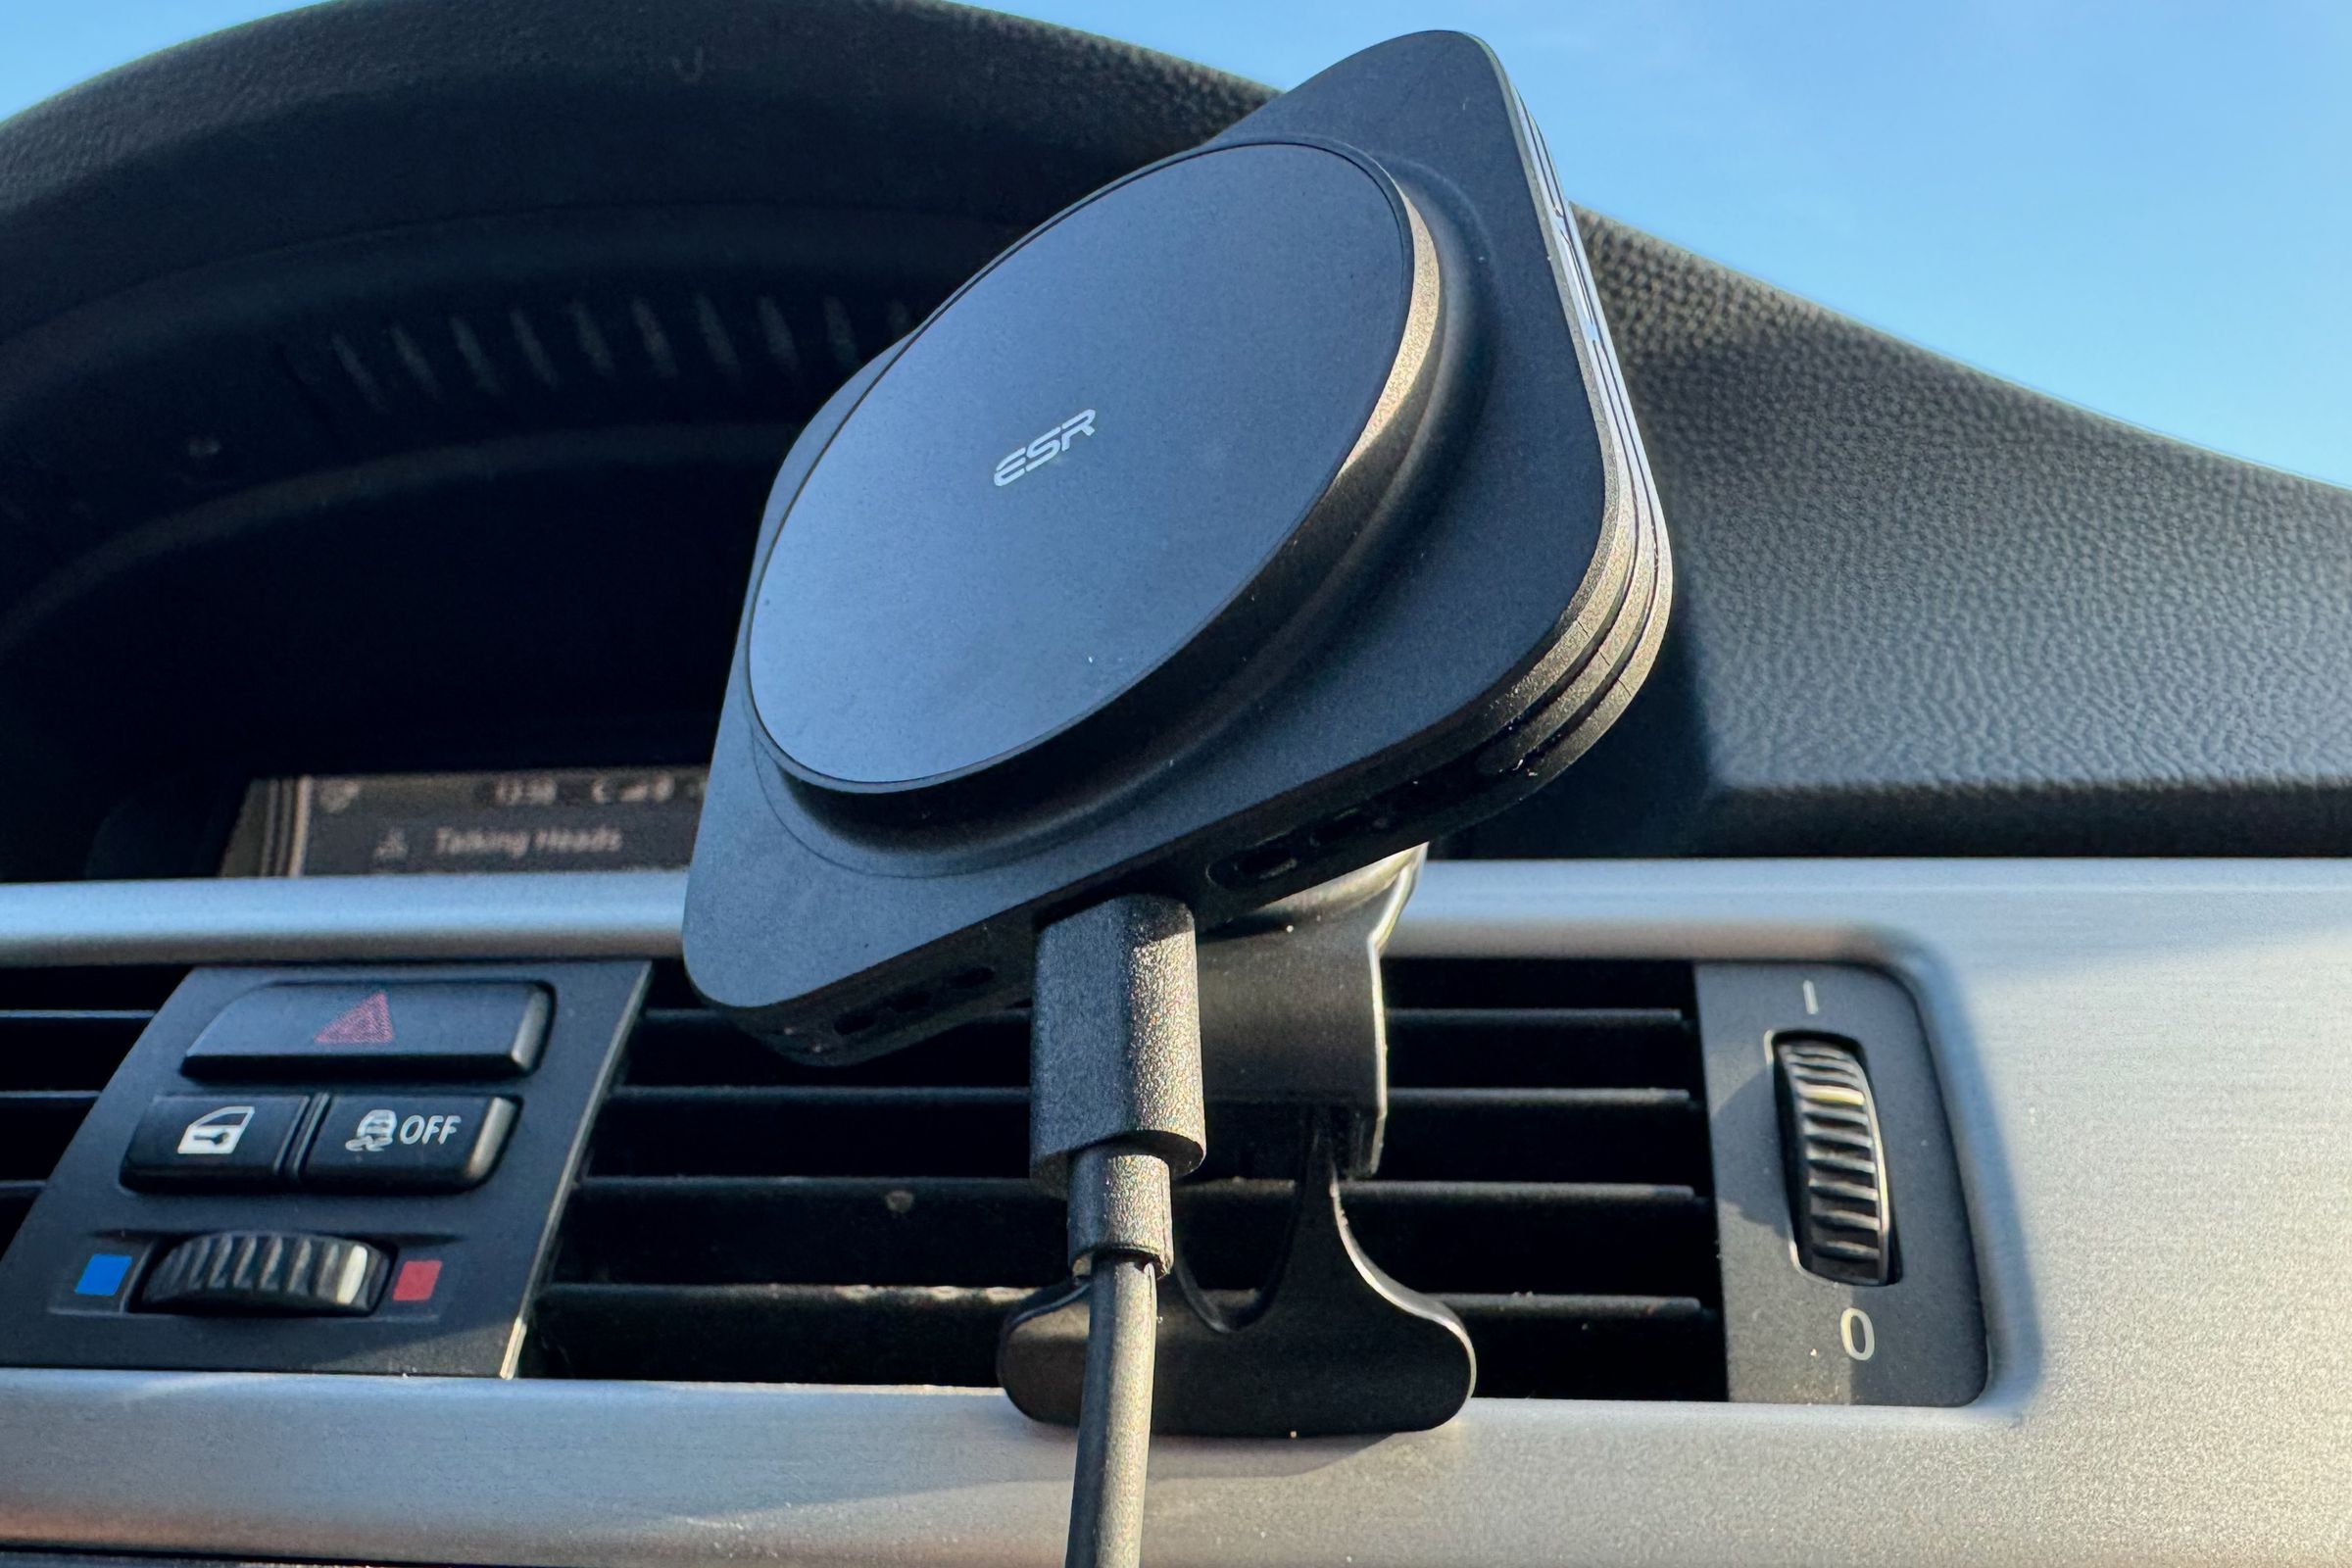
xmin=176 ymin=1104 xmax=256 ymax=1156
xmin=122 ymin=1095 xmax=311 ymax=1190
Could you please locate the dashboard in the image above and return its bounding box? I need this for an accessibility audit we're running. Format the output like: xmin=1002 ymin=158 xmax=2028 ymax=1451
xmin=1 ymin=1 xmax=2348 ymax=1565
xmin=4 ymin=860 xmax=2350 ymax=1566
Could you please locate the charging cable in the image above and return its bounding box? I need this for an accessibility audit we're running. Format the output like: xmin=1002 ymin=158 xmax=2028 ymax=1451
xmin=1030 ymin=895 xmax=1206 ymax=1568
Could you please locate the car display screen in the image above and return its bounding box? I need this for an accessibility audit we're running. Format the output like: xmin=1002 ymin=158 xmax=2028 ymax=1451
xmin=221 ymin=767 xmax=707 ymax=876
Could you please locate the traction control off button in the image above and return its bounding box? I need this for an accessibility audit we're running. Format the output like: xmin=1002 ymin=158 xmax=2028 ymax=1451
xmin=302 ymin=1095 xmax=517 ymax=1193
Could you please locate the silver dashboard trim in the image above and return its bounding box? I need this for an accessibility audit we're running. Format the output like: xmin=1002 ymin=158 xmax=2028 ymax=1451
xmin=2 ymin=859 xmax=2349 ymax=1567
xmin=0 ymin=870 xmax=690 ymax=963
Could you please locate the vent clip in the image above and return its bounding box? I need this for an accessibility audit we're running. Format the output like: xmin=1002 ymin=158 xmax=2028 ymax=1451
xmin=999 ymin=849 xmax=1475 ymax=1437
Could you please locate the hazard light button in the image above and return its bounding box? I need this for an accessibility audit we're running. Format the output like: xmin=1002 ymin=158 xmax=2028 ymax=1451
xmin=181 ymin=983 xmax=550 ymax=1080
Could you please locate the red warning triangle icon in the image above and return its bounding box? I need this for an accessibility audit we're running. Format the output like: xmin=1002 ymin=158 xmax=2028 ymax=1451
xmin=314 ymin=990 xmax=395 ymax=1045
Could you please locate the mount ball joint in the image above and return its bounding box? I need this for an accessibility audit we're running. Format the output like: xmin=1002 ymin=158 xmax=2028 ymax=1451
xmin=686 ymin=32 xmax=1669 ymax=1060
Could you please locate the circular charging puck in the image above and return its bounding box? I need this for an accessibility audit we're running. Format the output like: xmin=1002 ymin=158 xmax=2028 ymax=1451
xmin=748 ymin=141 xmax=1443 ymax=798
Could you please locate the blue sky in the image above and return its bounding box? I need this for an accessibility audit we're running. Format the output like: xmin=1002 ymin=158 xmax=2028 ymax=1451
xmin=4 ymin=1 xmax=2344 ymax=487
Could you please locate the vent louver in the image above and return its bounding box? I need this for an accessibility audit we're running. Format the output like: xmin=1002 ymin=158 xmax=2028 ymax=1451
xmin=281 ymin=286 xmax=930 ymax=447
xmin=0 ymin=967 xmax=178 ymax=1263
xmin=532 ymin=958 xmax=1724 ymax=1399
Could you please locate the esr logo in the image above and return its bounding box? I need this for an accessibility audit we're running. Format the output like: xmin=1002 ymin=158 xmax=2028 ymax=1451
xmin=994 ymin=408 xmax=1096 ymax=488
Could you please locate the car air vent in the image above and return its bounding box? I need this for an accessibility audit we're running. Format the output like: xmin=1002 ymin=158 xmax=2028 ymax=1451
xmin=531 ymin=958 xmax=1723 ymax=1399
xmin=0 ymin=967 xmax=179 ymax=1262
xmin=282 ymin=286 xmax=929 ymax=445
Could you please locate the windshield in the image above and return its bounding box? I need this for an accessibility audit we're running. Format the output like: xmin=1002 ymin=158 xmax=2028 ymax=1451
xmin=5 ymin=1 xmax=2343 ymax=486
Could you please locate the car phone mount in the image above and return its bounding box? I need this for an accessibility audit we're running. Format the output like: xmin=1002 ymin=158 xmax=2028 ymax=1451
xmin=1001 ymin=848 xmax=1480 ymax=1438
xmin=685 ymin=29 xmax=1667 ymax=1063
xmin=682 ymin=30 xmax=1668 ymax=1568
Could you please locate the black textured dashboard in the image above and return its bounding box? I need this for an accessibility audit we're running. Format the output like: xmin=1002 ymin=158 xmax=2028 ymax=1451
xmin=1487 ymin=218 xmax=2352 ymax=858
xmin=0 ymin=0 xmax=2344 ymax=878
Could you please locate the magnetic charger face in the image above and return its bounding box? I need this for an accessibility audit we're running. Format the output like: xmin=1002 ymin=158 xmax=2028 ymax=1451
xmin=748 ymin=142 xmax=1442 ymax=799
xmin=688 ymin=31 xmax=1670 ymax=1057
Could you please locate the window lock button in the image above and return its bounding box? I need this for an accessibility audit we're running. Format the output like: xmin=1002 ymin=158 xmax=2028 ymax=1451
xmin=300 ymin=1095 xmax=517 ymax=1193
xmin=122 ymin=1094 xmax=312 ymax=1190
